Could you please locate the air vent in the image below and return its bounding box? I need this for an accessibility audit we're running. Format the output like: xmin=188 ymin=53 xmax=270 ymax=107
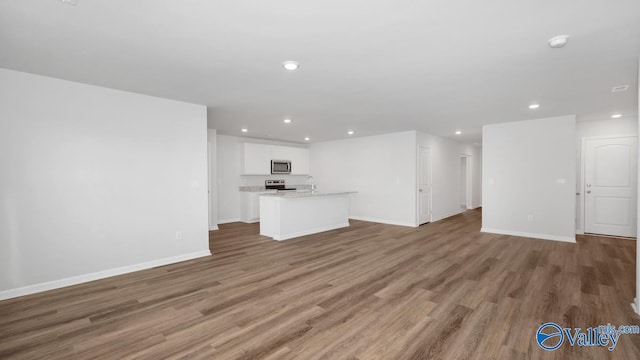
xmin=611 ymin=85 xmax=629 ymax=93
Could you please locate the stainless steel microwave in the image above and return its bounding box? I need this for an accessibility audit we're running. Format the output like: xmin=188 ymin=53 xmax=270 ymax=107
xmin=271 ymin=160 xmax=292 ymax=174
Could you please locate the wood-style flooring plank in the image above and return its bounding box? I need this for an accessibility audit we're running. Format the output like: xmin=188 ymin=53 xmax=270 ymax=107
xmin=1 ymin=209 xmax=638 ymax=359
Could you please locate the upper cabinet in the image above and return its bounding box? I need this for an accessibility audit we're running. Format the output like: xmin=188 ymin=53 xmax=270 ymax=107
xmin=242 ymin=143 xmax=272 ymax=175
xmin=242 ymin=143 xmax=310 ymax=175
xmin=289 ymin=147 xmax=310 ymax=175
xmin=270 ymin=145 xmax=292 ymax=161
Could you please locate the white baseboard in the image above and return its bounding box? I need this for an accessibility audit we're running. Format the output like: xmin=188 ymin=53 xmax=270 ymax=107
xmin=0 ymin=250 xmax=211 ymax=301
xmin=209 ymin=225 xmax=219 ymax=231
xmin=217 ymin=218 xmax=240 ymax=224
xmin=349 ymin=216 xmax=417 ymax=228
xmin=481 ymin=228 xmax=576 ymax=243
xmin=273 ymin=222 xmax=351 ymax=241
xmin=632 ymin=298 xmax=639 ymax=315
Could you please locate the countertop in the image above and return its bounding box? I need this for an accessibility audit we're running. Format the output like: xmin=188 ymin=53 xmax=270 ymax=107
xmin=259 ymin=191 xmax=357 ymax=198
xmin=239 ymin=185 xmax=312 ymax=192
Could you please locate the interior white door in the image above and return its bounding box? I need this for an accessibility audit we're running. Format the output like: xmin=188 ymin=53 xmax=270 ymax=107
xmin=419 ymin=147 xmax=432 ymax=225
xmin=584 ymin=137 xmax=638 ymax=237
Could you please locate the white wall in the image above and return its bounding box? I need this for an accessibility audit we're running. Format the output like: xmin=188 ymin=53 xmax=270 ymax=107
xmin=216 ymin=135 xmax=309 ymax=223
xmin=482 ymin=115 xmax=576 ymax=242
xmin=636 ymin=59 xmax=640 ymax=315
xmin=217 ymin=135 xmax=242 ymax=223
xmin=416 ymin=132 xmax=483 ymax=222
xmin=0 ymin=69 xmax=209 ymax=300
xmin=577 ymin=117 xmax=638 ymax=138
xmin=310 ymin=131 xmax=417 ymax=226
xmin=208 ymin=129 xmax=218 ymax=230
xmin=575 ymin=117 xmax=638 ymax=233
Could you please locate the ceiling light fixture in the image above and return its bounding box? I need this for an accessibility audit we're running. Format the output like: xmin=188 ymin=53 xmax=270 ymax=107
xmin=347 ymin=131 xmax=354 ymax=135
xmin=282 ymin=61 xmax=299 ymax=71
xmin=241 ymin=128 xmax=248 ymax=133
xmin=304 ymin=137 xmax=310 ymax=141
xmin=548 ymin=35 xmax=570 ymax=48
xmin=283 ymin=118 xmax=292 ymax=124
xmin=59 ymin=0 xmax=78 ymax=5
xmin=455 ymin=130 xmax=462 ymax=135
xmin=529 ymin=104 xmax=540 ymax=109
xmin=611 ymin=114 xmax=623 ymax=118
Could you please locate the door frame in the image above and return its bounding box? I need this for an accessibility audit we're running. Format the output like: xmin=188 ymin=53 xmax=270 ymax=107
xmin=416 ymin=145 xmax=432 ymax=226
xmin=578 ymin=135 xmax=638 ymax=235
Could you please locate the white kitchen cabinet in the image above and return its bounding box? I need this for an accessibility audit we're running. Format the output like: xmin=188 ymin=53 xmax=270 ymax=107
xmin=289 ymin=147 xmax=310 ymax=175
xmin=242 ymin=142 xmax=310 ymax=175
xmin=242 ymin=143 xmax=271 ymax=175
xmin=270 ymin=145 xmax=292 ymax=161
xmin=240 ymin=192 xmax=262 ymax=223
xmin=260 ymin=192 xmax=354 ymax=240
xmin=270 ymin=145 xmax=310 ymax=174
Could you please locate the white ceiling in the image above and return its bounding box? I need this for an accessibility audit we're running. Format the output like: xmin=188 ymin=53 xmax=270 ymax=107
xmin=1 ymin=0 xmax=639 ymax=144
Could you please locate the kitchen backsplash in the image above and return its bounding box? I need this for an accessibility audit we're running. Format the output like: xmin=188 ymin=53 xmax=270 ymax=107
xmin=239 ymin=175 xmax=314 ymax=192
xmin=239 ymin=175 xmax=311 ymax=186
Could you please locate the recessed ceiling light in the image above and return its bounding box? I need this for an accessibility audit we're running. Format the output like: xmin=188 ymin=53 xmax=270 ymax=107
xmin=347 ymin=131 xmax=354 ymax=135
xmin=304 ymin=137 xmax=310 ymax=141
xmin=529 ymin=104 xmax=540 ymax=109
xmin=241 ymin=128 xmax=248 ymax=133
xmin=59 ymin=0 xmax=78 ymax=5
xmin=548 ymin=35 xmax=569 ymax=48
xmin=283 ymin=118 xmax=292 ymax=124
xmin=455 ymin=130 xmax=462 ymax=135
xmin=282 ymin=61 xmax=299 ymax=71
xmin=611 ymin=114 xmax=623 ymax=118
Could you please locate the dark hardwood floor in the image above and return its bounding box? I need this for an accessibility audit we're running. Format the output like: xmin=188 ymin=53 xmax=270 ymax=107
xmin=1 ymin=209 xmax=638 ymax=359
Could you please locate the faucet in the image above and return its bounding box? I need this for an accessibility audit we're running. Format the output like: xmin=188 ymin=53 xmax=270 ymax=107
xmin=307 ymin=176 xmax=316 ymax=191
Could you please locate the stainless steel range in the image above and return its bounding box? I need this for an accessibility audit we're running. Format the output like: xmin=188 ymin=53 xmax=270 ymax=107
xmin=265 ymin=180 xmax=296 ymax=192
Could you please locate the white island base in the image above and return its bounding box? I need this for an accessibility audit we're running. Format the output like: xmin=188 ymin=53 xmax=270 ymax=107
xmin=259 ymin=192 xmax=354 ymax=241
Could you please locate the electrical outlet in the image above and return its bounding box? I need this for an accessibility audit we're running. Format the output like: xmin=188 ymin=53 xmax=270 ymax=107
xmin=176 ymin=231 xmax=182 ymax=240
xmin=527 ymin=215 xmax=533 ymax=222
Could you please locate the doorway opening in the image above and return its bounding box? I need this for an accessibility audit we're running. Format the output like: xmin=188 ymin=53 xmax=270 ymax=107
xmin=460 ymin=155 xmax=472 ymax=210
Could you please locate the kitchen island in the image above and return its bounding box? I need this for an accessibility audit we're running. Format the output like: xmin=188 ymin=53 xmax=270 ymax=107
xmin=259 ymin=191 xmax=356 ymax=241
